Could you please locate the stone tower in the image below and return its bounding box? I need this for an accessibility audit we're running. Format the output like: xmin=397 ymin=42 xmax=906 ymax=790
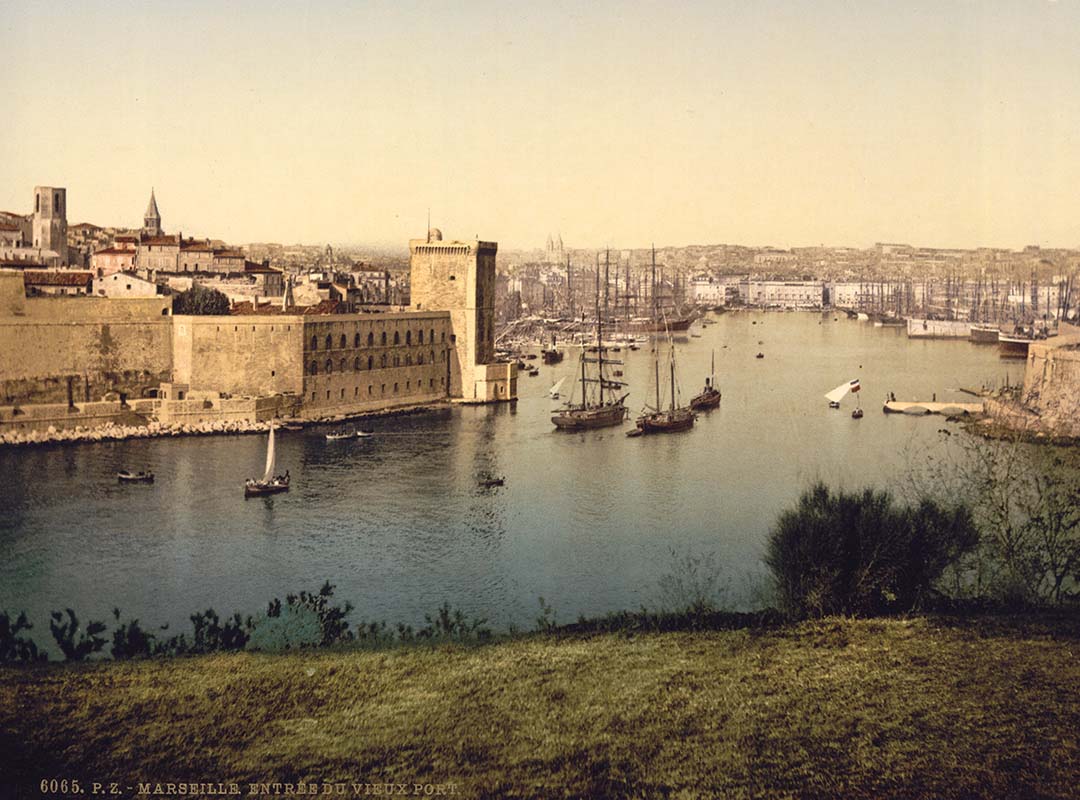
xmin=409 ymin=232 xmax=515 ymax=402
xmin=32 ymin=186 xmax=68 ymax=263
xmin=143 ymin=189 xmax=163 ymax=237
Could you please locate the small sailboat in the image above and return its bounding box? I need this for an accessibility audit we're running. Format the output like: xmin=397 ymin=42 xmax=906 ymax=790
xmin=548 ymin=376 xmax=567 ymax=400
xmin=689 ymin=350 xmax=722 ymax=411
xmin=245 ymin=422 xmax=289 ymax=497
xmin=824 ymin=379 xmax=861 ymax=412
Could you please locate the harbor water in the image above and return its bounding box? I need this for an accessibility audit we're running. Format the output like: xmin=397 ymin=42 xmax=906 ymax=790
xmin=0 ymin=312 xmax=1016 ymax=637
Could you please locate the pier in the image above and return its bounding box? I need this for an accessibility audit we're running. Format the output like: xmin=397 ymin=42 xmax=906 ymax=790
xmin=882 ymin=400 xmax=985 ymax=415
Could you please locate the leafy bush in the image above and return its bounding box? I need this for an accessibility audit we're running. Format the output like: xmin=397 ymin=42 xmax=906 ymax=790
xmin=248 ymin=583 xmax=355 ymax=652
xmin=49 ymin=609 xmax=107 ymax=661
xmin=0 ymin=611 xmax=46 ymax=662
xmin=110 ymin=609 xmax=157 ymax=660
xmin=172 ymin=285 xmax=231 ymax=315
xmin=765 ymin=483 xmax=978 ymax=619
xmin=397 ymin=603 xmax=490 ymax=643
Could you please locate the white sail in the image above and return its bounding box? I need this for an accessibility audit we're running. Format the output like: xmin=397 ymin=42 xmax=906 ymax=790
xmin=824 ymin=382 xmax=852 ymax=404
xmin=261 ymin=423 xmax=276 ymax=483
xmin=549 ymin=377 xmax=567 ymax=398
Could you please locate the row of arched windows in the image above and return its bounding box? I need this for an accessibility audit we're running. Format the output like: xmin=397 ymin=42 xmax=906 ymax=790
xmin=307 ymin=349 xmax=443 ymax=376
xmin=309 ymin=329 xmax=444 ymax=351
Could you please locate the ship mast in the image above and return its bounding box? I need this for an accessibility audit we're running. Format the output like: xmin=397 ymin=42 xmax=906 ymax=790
xmin=595 ymin=253 xmax=603 ymax=407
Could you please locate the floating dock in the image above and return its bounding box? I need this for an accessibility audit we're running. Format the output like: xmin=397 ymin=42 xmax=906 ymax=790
xmin=882 ymin=401 xmax=985 ymax=416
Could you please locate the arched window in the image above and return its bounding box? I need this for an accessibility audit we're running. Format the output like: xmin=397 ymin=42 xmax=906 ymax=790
xmin=406 ymin=330 xmax=412 ymax=345
xmin=393 ymin=355 xmax=400 ymax=367
xmin=354 ymin=357 xmax=361 ymax=371
xmin=441 ymin=332 xmax=446 ymax=343
xmin=418 ymin=330 xmax=424 ymax=344
xmin=394 ymin=331 xmax=400 ymax=345
xmin=311 ymin=335 xmax=318 ymax=350
xmin=354 ymin=333 xmax=361 ymax=348
xmin=325 ymin=359 xmax=333 ymax=373
xmin=417 ymin=354 xmax=424 ymax=365
xmin=325 ymin=335 xmax=332 ymax=350
xmin=431 ymin=350 xmax=436 ymax=363
xmin=340 ymin=334 xmax=347 ymax=349
xmin=430 ymin=329 xmax=435 ymax=343
xmin=367 ymin=355 xmax=374 ymax=370
xmin=368 ymin=332 xmax=374 ymax=346
xmin=381 ymin=331 xmax=387 ymax=346
xmin=311 ymin=361 xmax=318 ymax=375
xmin=380 ymin=354 xmax=387 ymax=368
xmin=339 ymin=358 xmax=346 ymax=372
xmin=393 ymin=383 xmax=399 ymax=394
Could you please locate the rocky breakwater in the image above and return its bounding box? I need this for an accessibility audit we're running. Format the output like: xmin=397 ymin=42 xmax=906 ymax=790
xmin=0 ymin=418 xmax=289 ymax=449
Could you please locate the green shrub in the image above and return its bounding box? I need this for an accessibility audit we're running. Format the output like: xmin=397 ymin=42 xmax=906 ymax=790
xmin=765 ymin=483 xmax=978 ymax=619
xmin=49 ymin=609 xmax=107 ymax=661
xmin=0 ymin=611 xmax=46 ymax=662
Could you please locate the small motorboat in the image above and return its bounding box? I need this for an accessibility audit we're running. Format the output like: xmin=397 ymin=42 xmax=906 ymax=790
xmin=117 ymin=470 xmax=154 ymax=484
xmin=828 ymin=401 xmax=841 ymax=409
xmin=755 ymin=352 xmax=765 ymax=359
xmin=527 ymin=367 xmax=540 ymax=377
xmin=852 ymin=408 xmax=864 ymax=419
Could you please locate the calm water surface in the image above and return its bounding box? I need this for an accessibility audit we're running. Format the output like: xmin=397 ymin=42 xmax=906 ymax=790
xmin=0 ymin=312 xmax=1014 ymax=635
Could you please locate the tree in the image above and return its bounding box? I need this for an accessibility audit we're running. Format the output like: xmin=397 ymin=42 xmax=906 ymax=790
xmin=765 ymin=483 xmax=978 ymax=619
xmin=172 ymin=285 xmax=231 ymax=315
xmin=908 ymin=430 xmax=1080 ymax=605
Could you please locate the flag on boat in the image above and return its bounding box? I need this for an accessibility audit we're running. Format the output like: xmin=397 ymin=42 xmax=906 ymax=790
xmin=849 ymin=379 xmax=861 ymax=393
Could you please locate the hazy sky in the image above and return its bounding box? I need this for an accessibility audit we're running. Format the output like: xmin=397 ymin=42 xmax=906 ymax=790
xmin=2 ymin=1 xmax=1078 ymax=250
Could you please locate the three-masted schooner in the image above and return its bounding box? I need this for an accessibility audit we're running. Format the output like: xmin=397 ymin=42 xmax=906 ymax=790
xmin=551 ymin=251 xmax=629 ymax=430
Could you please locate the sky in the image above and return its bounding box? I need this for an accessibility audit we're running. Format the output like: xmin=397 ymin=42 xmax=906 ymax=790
xmin=2 ymin=1 xmax=1078 ymax=250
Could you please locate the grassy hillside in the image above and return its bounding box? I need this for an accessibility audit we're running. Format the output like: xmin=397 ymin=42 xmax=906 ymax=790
xmin=1 ymin=615 xmax=1078 ymax=798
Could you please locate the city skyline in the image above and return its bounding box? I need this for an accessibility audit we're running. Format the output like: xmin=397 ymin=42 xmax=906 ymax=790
xmin=4 ymin=1 xmax=1079 ymax=251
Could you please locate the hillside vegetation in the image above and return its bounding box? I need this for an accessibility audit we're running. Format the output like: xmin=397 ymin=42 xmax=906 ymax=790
xmin=2 ymin=614 xmax=1078 ymax=799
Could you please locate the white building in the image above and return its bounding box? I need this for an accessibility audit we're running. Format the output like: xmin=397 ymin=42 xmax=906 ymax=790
xmin=739 ymin=280 xmax=824 ymax=308
xmin=96 ymin=271 xmax=161 ymax=298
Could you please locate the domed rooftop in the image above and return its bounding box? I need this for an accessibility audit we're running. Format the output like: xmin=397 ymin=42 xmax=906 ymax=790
xmin=428 ymin=228 xmax=443 ymax=241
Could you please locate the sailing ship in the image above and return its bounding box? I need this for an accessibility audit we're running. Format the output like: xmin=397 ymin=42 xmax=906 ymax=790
xmin=551 ymin=253 xmax=629 ymax=430
xmin=634 ymin=329 xmax=695 ymax=434
xmin=689 ymin=350 xmax=721 ymax=411
xmin=245 ymin=422 xmax=290 ymax=497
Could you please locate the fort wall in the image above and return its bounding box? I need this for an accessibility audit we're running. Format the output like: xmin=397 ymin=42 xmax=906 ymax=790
xmin=1021 ymin=323 xmax=1080 ymax=437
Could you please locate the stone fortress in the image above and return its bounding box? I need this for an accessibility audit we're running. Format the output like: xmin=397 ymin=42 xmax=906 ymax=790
xmin=0 ymin=186 xmax=516 ymax=437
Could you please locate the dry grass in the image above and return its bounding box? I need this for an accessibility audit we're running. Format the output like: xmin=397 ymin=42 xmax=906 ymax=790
xmin=1 ymin=614 xmax=1078 ymax=798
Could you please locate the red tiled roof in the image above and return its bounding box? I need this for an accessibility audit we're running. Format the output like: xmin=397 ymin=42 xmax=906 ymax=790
xmin=214 ymin=250 xmax=245 ymax=259
xmin=0 ymin=223 xmax=21 ymax=232
xmin=24 ymin=270 xmax=93 ymax=287
xmin=243 ymin=261 xmax=282 ymax=274
xmin=142 ymin=236 xmax=179 ymax=246
xmin=92 ymin=247 xmax=136 ymax=256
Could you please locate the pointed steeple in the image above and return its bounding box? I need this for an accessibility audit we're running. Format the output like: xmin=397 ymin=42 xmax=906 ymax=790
xmin=143 ymin=188 xmax=162 ymax=236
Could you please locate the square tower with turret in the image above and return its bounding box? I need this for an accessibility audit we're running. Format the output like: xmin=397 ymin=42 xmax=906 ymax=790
xmin=32 ymin=186 xmax=67 ymax=263
xmin=409 ymin=229 xmax=515 ymax=402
